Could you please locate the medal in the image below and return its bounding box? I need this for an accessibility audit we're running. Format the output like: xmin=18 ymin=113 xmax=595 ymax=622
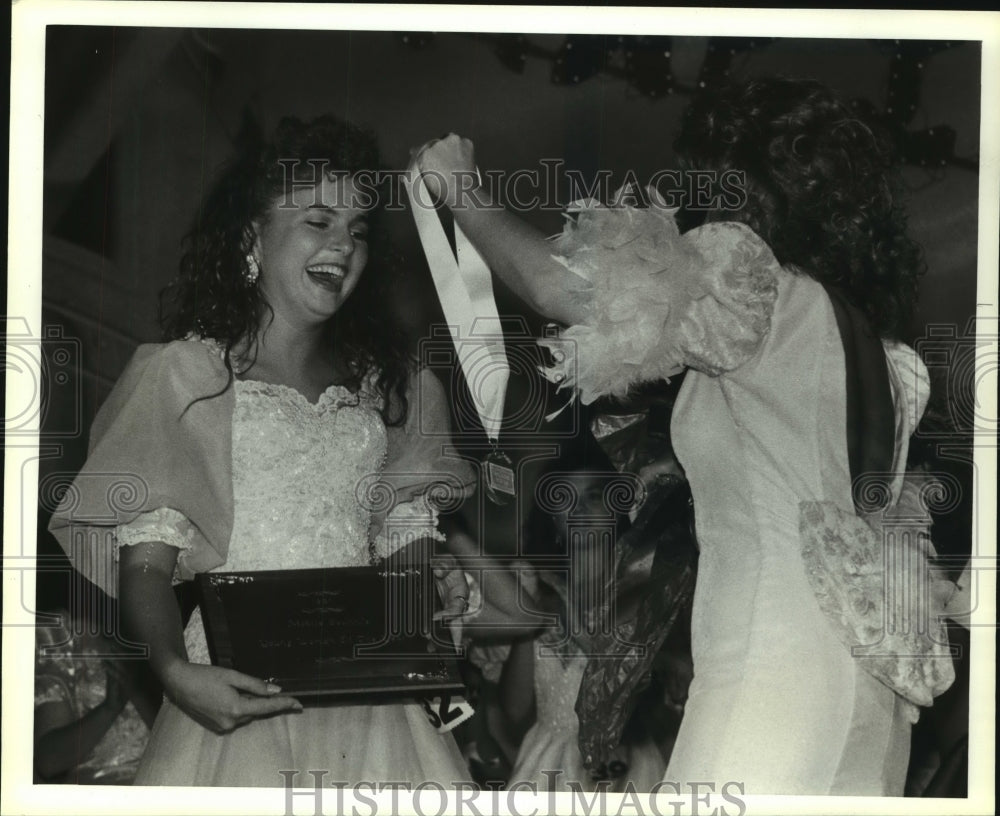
xmin=484 ymin=444 xmax=515 ymax=505
xmin=406 ymin=169 xmax=513 ymax=509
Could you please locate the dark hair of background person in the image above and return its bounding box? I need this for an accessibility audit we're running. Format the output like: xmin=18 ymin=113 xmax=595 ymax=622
xmin=674 ymin=76 xmax=926 ymax=342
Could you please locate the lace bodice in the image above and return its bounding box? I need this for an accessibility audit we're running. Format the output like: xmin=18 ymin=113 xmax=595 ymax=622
xmin=117 ymin=375 xmax=391 ymax=663
xmin=226 ymin=379 xmax=387 ymax=570
xmin=117 ymin=378 xmax=389 ymax=570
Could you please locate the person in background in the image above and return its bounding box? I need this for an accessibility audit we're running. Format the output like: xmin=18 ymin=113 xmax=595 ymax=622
xmin=34 ymin=609 xmax=159 ymax=784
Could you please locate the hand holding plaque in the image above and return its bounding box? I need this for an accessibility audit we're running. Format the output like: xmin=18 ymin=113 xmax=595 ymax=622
xmin=197 ymin=564 xmax=466 ymax=702
xmin=161 ymin=660 xmax=302 ymax=734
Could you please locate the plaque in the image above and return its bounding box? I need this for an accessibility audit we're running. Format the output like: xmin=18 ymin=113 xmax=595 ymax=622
xmin=196 ymin=566 xmax=466 ymax=700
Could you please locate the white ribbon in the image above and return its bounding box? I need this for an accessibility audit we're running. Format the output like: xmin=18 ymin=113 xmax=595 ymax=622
xmin=404 ymin=171 xmax=509 ymax=444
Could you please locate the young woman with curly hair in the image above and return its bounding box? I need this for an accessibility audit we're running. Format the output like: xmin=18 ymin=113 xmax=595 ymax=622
xmin=50 ymin=115 xmax=474 ymax=786
xmin=411 ymin=77 xmax=956 ymax=794
xmin=159 ymin=115 xmax=411 ymax=422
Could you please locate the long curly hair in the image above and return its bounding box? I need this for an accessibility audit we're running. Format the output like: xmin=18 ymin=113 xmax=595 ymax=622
xmin=160 ymin=114 xmax=409 ymax=424
xmin=674 ymin=76 xmax=925 ymax=340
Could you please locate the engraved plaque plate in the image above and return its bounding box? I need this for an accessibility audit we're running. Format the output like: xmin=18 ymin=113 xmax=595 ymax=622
xmin=196 ymin=566 xmax=465 ymax=700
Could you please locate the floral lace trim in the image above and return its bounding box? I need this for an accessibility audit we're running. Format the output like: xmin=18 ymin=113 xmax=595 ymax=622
xmin=115 ymin=507 xmax=198 ymax=584
xmin=189 ymin=334 xmax=381 ymax=406
xmin=370 ymin=493 xmax=445 ymax=562
xmin=234 ymin=378 xmax=367 ymax=412
xmin=115 ymin=507 xmax=197 ymax=554
xmin=798 ymin=483 xmax=956 ymax=714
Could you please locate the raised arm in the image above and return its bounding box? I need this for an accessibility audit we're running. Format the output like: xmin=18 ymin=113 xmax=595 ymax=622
xmin=415 ymin=139 xmax=783 ymax=406
xmin=411 ymin=135 xmax=591 ymax=326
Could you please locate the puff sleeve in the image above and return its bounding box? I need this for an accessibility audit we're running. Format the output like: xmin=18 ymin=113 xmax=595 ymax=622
xmin=47 ymin=339 xmax=236 ymax=597
xmin=537 ymin=200 xmax=781 ymax=404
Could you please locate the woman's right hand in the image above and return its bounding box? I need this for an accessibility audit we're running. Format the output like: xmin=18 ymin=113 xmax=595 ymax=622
xmin=161 ymin=660 xmax=302 ymax=734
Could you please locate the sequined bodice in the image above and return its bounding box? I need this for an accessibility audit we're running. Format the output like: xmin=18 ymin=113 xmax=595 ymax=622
xmin=226 ymin=379 xmax=387 ymax=570
xmin=533 ymin=649 xmax=586 ymax=731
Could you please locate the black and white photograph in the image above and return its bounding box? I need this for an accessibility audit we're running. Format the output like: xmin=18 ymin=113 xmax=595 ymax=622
xmin=3 ymin=4 xmax=997 ymax=815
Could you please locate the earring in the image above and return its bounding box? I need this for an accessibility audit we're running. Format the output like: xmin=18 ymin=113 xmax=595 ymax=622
xmin=244 ymin=252 xmax=260 ymax=285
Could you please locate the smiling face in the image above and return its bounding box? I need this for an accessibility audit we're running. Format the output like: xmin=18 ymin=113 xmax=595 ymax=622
xmin=254 ymin=174 xmax=371 ymax=329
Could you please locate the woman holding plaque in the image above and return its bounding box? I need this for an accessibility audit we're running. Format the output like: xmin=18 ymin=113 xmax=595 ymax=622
xmin=410 ymin=77 xmax=960 ymax=794
xmin=50 ymin=115 xmax=475 ymax=786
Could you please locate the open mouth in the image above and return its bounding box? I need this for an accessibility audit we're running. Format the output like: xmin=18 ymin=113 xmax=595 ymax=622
xmin=306 ymin=263 xmax=347 ymax=291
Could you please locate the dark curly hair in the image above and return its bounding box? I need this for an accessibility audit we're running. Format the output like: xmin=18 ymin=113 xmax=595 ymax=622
xmin=674 ymin=76 xmax=925 ymax=340
xmin=160 ymin=114 xmax=410 ymax=424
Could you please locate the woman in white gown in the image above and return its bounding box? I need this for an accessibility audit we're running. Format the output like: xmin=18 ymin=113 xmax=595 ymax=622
xmin=50 ymin=115 xmax=474 ymax=787
xmin=501 ymin=568 xmax=666 ymax=793
xmin=410 ymin=77 xmax=959 ymax=794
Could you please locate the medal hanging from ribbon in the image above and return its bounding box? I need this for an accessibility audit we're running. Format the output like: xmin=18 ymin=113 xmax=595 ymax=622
xmin=404 ymin=170 xmax=515 ymax=505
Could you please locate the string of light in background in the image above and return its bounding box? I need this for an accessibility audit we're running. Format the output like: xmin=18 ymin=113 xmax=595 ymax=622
xmin=396 ymin=33 xmax=976 ymax=172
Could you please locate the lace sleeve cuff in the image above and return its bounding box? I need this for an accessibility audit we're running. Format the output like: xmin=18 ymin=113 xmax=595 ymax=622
xmin=370 ymin=493 xmax=446 ymax=561
xmin=538 ymin=199 xmax=780 ymax=404
xmin=115 ymin=507 xmax=197 ymax=555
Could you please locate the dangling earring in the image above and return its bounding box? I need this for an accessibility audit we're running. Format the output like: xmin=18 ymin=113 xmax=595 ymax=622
xmin=244 ymin=251 xmax=260 ymax=285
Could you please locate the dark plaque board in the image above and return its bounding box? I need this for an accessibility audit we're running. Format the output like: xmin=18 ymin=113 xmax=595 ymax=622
xmin=196 ymin=566 xmax=465 ymax=700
